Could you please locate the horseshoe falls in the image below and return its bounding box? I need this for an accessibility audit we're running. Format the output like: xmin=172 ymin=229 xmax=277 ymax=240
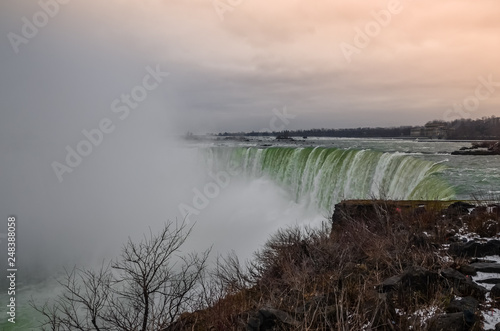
xmin=204 ymin=146 xmax=455 ymax=212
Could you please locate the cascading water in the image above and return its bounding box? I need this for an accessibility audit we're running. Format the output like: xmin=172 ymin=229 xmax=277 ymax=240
xmin=203 ymin=146 xmax=455 ymax=212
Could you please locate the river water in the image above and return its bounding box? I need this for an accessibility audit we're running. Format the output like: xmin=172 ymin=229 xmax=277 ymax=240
xmin=2 ymin=137 xmax=499 ymax=330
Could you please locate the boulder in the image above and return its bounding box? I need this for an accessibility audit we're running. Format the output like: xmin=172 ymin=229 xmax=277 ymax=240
xmin=400 ymin=266 xmax=439 ymax=295
xmin=469 ymin=262 xmax=500 ymax=273
xmin=244 ymin=308 xmax=298 ymax=331
xmin=491 ymin=284 xmax=500 ymax=301
xmin=442 ymin=268 xmax=467 ymax=282
xmin=463 ymin=279 xmax=487 ymax=300
xmin=446 ymin=201 xmax=475 ymax=215
xmin=427 ymin=311 xmax=476 ymax=331
xmin=449 ymin=240 xmax=500 ymax=258
xmin=379 ymin=275 xmax=402 ymax=293
xmin=458 ymin=265 xmax=477 ymax=276
xmin=445 ymin=296 xmax=479 ymax=314
xmin=440 ymin=268 xmax=487 ymax=300
xmin=451 ymin=141 xmax=500 ymax=155
xmin=451 ymin=149 xmax=500 ymax=155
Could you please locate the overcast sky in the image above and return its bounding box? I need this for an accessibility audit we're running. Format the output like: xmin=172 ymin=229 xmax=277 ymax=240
xmin=1 ymin=0 xmax=500 ymax=274
xmin=2 ymin=0 xmax=500 ymax=135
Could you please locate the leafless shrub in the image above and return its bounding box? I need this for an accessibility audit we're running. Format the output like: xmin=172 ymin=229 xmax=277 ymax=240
xmin=32 ymin=220 xmax=210 ymax=331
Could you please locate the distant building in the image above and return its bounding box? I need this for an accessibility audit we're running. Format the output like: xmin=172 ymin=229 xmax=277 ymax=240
xmin=410 ymin=127 xmax=424 ymax=137
xmin=424 ymin=122 xmax=448 ymax=139
xmin=410 ymin=123 xmax=448 ymax=139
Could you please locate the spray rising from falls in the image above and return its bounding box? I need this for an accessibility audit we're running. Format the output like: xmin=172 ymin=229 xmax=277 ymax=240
xmin=204 ymin=146 xmax=455 ymax=212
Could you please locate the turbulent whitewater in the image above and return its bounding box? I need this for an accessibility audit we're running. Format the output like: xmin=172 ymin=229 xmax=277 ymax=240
xmin=204 ymin=146 xmax=455 ymax=211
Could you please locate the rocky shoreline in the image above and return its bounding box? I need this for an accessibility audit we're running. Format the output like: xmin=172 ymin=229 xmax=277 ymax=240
xmin=452 ymin=141 xmax=500 ymax=155
xmin=170 ymin=200 xmax=500 ymax=331
xmin=334 ymin=200 xmax=500 ymax=330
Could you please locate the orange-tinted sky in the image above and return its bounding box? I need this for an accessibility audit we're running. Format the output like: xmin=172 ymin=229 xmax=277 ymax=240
xmin=1 ymin=0 xmax=500 ymax=283
xmin=2 ymin=0 xmax=500 ymax=132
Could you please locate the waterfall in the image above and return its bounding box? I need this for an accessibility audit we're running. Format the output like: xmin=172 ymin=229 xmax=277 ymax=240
xmin=203 ymin=146 xmax=455 ymax=211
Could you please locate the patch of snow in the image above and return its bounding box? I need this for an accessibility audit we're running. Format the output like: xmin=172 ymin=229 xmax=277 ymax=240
xmin=413 ymin=305 xmax=439 ymax=322
xmin=482 ymin=308 xmax=500 ymax=330
xmin=483 ymin=255 xmax=500 ymax=263
xmin=361 ymin=322 xmax=371 ymax=330
xmin=473 ymin=255 xmax=500 ymax=329
xmin=456 ymin=228 xmax=480 ymax=241
xmin=455 ymin=224 xmax=500 ymax=242
xmin=474 ymin=271 xmax=500 ymax=291
xmin=472 ymin=255 xmax=500 ymax=291
xmin=439 ymin=255 xmax=453 ymax=263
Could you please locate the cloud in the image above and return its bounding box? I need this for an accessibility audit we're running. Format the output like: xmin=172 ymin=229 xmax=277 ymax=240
xmin=1 ymin=0 xmax=500 ymax=290
xmin=2 ymin=0 xmax=500 ymax=135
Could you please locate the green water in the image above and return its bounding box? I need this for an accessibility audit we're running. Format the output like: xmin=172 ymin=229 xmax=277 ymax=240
xmin=204 ymin=146 xmax=456 ymax=211
xmin=3 ymin=139 xmax=498 ymax=329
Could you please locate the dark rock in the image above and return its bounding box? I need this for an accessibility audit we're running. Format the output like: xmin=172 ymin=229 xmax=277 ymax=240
xmin=451 ymin=149 xmax=500 ymax=155
xmin=456 ymin=141 xmax=500 ymax=153
xmin=449 ymin=243 xmax=465 ymax=256
xmin=379 ymin=266 xmax=485 ymax=300
xmin=448 ymin=235 xmax=467 ymax=243
xmin=410 ymin=232 xmax=431 ymax=248
xmin=491 ymin=284 xmax=500 ymax=300
xmin=472 ymin=141 xmax=492 ymax=149
xmin=400 ymin=266 xmax=439 ymax=298
xmin=246 ymin=312 xmax=262 ymax=331
xmin=442 ymin=268 xmax=467 ymax=282
xmin=379 ymin=275 xmax=402 ymax=293
xmin=475 ymin=278 xmax=500 ymax=284
xmin=245 ymin=308 xmax=298 ymax=331
xmin=469 ymin=262 xmax=500 ymax=273
xmin=445 ymin=296 xmax=479 ymax=314
xmin=464 ymin=279 xmax=487 ymax=300
xmin=472 ymin=258 xmax=498 ymax=263
xmin=447 ymin=201 xmax=475 ymax=215
xmin=450 ymin=240 xmax=500 ymax=258
xmin=427 ymin=311 xmax=476 ymax=331
xmin=441 ymin=268 xmax=487 ymax=300
xmin=470 ymin=205 xmax=487 ymax=215
xmin=459 ymin=265 xmax=477 ymax=276
xmin=495 ymin=321 xmax=500 ymax=331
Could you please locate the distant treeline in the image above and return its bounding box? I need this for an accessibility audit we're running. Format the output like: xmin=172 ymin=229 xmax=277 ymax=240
xmin=441 ymin=116 xmax=500 ymax=140
xmin=217 ymin=116 xmax=500 ymax=140
xmin=242 ymin=126 xmax=412 ymax=138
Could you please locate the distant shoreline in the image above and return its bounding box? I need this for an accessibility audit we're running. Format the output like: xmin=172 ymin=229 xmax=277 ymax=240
xmin=185 ymin=134 xmax=497 ymax=144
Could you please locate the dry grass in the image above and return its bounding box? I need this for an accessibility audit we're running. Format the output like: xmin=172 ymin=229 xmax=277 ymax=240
xmin=171 ymin=199 xmax=498 ymax=330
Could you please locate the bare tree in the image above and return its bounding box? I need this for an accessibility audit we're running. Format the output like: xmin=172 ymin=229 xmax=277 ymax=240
xmin=32 ymin=220 xmax=210 ymax=331
xmin=31 ymin=262 xmax=112 ymax=331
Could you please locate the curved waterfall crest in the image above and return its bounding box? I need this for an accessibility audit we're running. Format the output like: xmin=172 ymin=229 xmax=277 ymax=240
xmin=203 ymin=146 xmax=455 ymax=211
